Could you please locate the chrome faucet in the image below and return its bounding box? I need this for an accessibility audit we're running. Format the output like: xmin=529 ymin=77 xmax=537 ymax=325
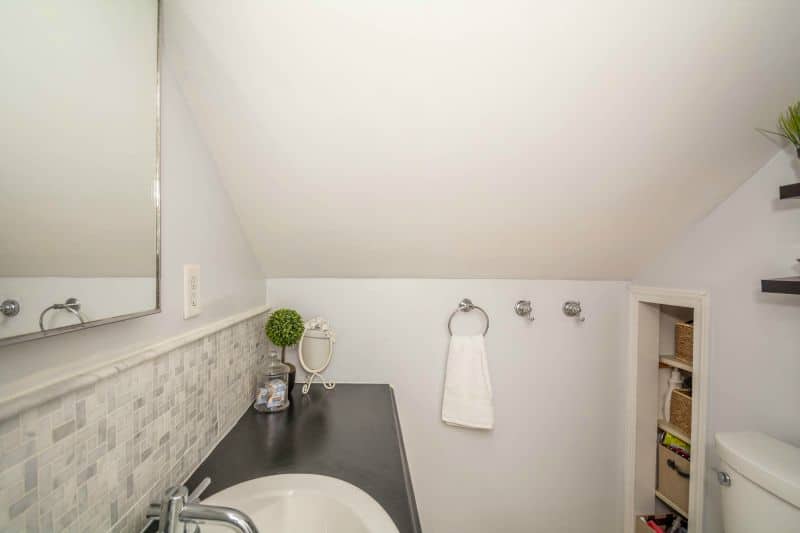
xmin=145 ymin=478 xmax=259 ymax=533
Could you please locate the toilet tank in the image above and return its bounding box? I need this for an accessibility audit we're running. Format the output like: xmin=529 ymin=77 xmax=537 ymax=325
xmin=715 ymin=432 xmax=800 ymax=533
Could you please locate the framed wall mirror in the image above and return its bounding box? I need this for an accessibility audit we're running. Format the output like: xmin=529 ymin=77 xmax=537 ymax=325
xmin=0 ymin=0 xmax=161 ymax=346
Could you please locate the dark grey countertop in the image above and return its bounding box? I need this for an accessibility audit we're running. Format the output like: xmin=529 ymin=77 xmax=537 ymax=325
xmin=185 ymin=383 xmax=421 ymax=533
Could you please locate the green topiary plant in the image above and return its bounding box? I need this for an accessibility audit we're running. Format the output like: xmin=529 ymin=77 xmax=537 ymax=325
xmin=265 ymin=309 xmax=304 ymax=362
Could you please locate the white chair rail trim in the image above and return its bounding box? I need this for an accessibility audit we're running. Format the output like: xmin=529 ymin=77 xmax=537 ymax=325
xmin=0 ymin=305 xmax=271 ymax=421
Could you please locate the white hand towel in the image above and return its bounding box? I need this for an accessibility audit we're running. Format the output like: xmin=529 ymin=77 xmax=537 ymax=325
xmin=441 ymin=335 xmax=494 ymax=430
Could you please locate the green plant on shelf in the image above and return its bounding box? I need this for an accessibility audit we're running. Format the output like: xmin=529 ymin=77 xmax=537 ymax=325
xmin=762 ymin=100 xmax=800 ymax=159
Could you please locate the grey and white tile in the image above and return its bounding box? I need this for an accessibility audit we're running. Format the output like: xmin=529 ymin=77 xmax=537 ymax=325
xmin=0 ymin=313 xmax=266 ymax=533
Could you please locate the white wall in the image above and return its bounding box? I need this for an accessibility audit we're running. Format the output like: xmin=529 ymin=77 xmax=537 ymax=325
xmin=635 ymin=148 xmax=800 ymax=533
xmin=267 ymin=278 xmax=628 ymax=533
xmin=0 ymin=8 xmax=265 ymax=397
xmin=0 ymin=277 xmax=156 ymax=338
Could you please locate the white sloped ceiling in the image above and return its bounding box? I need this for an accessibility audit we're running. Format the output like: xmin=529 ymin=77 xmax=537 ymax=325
xmin=164 ymin=0 xmax=800 ymax=279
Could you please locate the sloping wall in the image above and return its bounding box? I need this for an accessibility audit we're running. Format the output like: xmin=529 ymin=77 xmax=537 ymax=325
xmin=635 ymin=148 xmax=800 ymax=533
xmin=171 ymin=1 xmax=800 ymax=279
xmin=0 ymin=11 xmax=265 ymax=396
xmin=267 ymin=278 xmax=628 ymax=532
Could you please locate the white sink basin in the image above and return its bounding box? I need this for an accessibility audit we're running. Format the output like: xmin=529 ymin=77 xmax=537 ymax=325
xmin=199 ymin=474 xmax=400 ymax=533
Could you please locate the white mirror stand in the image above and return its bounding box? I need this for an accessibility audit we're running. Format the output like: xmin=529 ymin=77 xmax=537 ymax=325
xmin=298 ymin=318 xmax=336 ymax=394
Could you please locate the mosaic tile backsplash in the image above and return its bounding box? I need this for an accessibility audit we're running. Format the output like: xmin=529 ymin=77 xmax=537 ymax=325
xmin=0 ymin=313 xmax=267 ymax=533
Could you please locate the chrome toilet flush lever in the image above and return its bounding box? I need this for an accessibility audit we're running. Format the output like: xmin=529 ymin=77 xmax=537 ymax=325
xmin=562 ymin=301 xmax=585 ymax=322
xmin=711 ymin=466 xmax=731 ymax=487
xmin=514 ymin=300 xmax=534 ymax=321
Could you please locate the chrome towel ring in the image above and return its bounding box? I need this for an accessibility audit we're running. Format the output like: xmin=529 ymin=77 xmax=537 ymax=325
xmin=39 ymin=298 xmax=85 ymax=332
xmin=447 ymin=298 xmax=489 ymax=336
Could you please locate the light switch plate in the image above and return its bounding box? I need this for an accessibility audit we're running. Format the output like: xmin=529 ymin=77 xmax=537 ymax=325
xmin=183 ymin=264 xmax=201 ymax=319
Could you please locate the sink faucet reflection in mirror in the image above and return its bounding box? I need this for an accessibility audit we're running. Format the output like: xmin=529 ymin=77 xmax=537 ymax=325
xmin=146 ymin=477 xmax=259 ymax=533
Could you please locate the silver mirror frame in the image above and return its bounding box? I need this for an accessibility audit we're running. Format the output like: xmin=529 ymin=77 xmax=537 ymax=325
xmin=0 ymin=1 xmax=162 ymax=347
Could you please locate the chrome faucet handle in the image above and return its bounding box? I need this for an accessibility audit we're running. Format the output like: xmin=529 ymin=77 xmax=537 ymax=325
xmin=160 ymin=486 xmax=188 ymax=533
xmin=145 ymin=480 xmax=259 ymax=533
xmin=145 ymin=485 xmax=189 ymax=533
xmin=179 ymin=478 xmax=211 ymax=533
xmin=187 ymin=477 xmax=211 ymax=503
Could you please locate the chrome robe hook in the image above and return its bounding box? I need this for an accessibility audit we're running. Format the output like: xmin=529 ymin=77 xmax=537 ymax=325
xmin=563 ymin=301 xmax=585 ymax=322
xmin=514 ymin=300 xmax=534 ymax=321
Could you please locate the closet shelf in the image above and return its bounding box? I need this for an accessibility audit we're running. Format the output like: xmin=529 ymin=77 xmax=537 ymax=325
xmin=761 ymin=277 xmax=800 ymax=295
xmin=655 ymin=489 xmax=688 ymax=519
xmin=779 ymin=182 xmax=800 ymax=199
xmin=659 ymin=355 xmax=692 ymax=373
xmin=658 ymin=419 xmax=691 ymax=444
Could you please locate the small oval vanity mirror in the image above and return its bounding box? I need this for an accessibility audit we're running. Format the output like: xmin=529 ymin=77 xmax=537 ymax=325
xmin=298 ymin=318 xmax=336 ymax=394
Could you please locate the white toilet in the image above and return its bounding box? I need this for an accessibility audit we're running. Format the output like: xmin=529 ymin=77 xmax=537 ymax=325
xmin=715 ymin=432 xmax=800 ymax=533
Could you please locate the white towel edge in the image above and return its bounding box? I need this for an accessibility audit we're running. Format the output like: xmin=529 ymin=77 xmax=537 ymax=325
xmin=442 ymin=416 xmax=494 ymax=430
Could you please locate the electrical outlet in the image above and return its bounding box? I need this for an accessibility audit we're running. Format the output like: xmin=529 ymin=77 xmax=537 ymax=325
xmin=183 ymin=264 xmax=201 ymax=319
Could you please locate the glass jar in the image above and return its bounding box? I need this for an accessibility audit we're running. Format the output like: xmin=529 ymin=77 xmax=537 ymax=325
xmin=254 ymin=350 xmax=290 ymax=413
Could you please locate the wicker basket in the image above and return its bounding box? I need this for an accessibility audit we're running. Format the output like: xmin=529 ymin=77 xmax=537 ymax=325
xmin=670 ymin=389 xmax=692 ymax=437
xmin=675 ymin=323 xmax=693 ymax=365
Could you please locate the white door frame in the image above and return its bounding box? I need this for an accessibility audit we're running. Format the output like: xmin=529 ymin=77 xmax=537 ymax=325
xmin=623 ymin=286 xmax=710 ymax=533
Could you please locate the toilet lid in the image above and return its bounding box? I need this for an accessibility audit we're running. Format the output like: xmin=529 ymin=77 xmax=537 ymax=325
xmin=716 ymin=432 xmax=800 ymax=507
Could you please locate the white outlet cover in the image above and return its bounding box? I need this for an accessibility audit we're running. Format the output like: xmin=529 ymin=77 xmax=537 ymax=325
xmin=183 ymin=264 xmax=201 ymax=319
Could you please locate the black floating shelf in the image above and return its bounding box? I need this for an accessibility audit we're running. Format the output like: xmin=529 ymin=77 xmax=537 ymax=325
xmin=780 ymin=183 xmax=800 ymax=199
xmin=761 ymin=277 xmax=800 ymax=295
